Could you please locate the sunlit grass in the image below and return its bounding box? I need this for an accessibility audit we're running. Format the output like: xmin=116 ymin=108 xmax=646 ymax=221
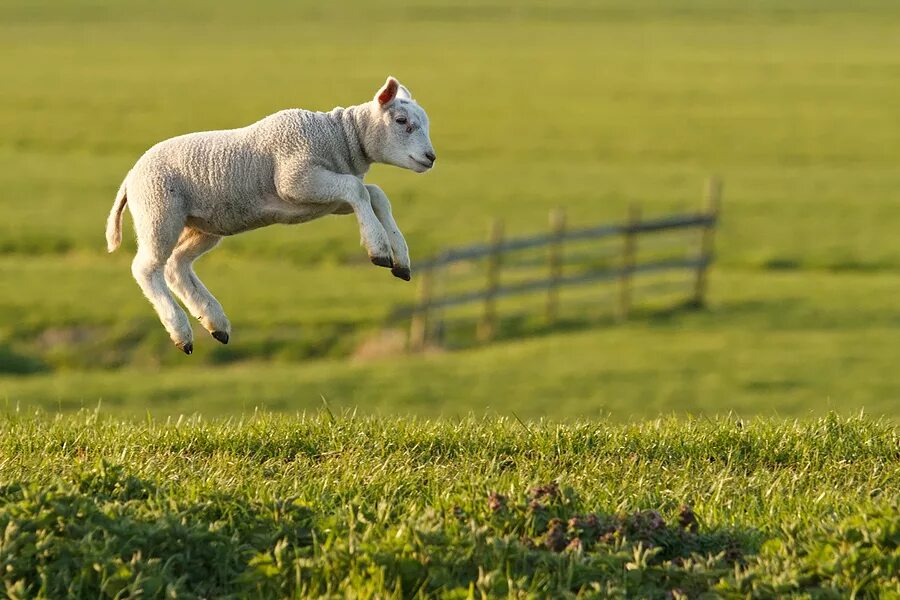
xmin=0 ymin=412 xmax=896 ymax=597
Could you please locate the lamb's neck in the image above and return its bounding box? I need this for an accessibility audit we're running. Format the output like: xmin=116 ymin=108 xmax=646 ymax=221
xmin=336 ymin=103 xmax=377 ymax=176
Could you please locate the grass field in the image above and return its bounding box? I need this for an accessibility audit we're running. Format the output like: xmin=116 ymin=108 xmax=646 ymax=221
xmin=1 ymin=3 xmax=899 ymax=595
xmin=0 ymin=412 xmax=896 ymax=597
xmin=1 ymin=0 xmax=899 ymax=420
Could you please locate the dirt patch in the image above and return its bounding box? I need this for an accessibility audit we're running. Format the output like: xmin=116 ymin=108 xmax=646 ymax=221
xmin=33 ymin=326 xmax=99 ymax=350
xmin=351 ymin=328 xmax=408 ymax=361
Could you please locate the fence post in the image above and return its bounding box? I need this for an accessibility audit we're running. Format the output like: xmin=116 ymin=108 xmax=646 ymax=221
xmin=545 ymin=208 xmax=567 ymax=324
xmin=618 ymin=203 xmax=641 ymax=320
xmin=408 ymin=266 xmax=434 ymax=352
xmin=431 ymin=260 xmax=446 ymax=346
xmin=691 ymin=176 xmax=722 ymax=308
xmin=477 ymin=219 xmax=504 ymax=343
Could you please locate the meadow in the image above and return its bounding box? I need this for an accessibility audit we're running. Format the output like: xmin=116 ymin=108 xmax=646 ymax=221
xmin=1 ymin=3 xmax=899 ymax=596
xmin=2 ymin=0 xmax=899 ymax=420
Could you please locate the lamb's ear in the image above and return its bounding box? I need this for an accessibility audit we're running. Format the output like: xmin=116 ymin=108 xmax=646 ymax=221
xmin=375 ymin=76 xmax=400 ymax=107
xmin=397 ymin=84 xmax=413 ymax=101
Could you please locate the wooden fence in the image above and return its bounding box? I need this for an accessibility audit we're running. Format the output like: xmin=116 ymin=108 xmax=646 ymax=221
xmin=400 ymin=177 xmax=722 ymax=351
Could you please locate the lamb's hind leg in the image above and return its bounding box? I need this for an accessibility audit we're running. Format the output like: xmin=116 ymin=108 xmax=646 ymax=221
xmin=130 ymin=213 xmax=195 ymax=354
xmin=165 ymin=228 xmax=231 ymax=344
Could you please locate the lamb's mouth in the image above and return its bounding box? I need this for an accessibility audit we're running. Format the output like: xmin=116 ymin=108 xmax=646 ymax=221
xmin=409 ymin=155 xmax=433 ymax=170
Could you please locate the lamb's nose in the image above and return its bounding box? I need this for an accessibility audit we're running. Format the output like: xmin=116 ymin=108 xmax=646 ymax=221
xmin=425 ymin=151 xmax=436 ymax=163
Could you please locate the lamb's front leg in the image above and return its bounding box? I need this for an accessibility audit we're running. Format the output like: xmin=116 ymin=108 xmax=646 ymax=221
xmin=296 ymin=171 xmax=393 ymax=267
xmin=366 ymin=184 xmax=411 ymax=281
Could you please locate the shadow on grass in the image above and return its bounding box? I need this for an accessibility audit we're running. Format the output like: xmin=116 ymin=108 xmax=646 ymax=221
xmin=424 ymin=299 xmax=719 ymax=350
xmin=2 ymin=318 xmax=364 ymax=375
xmin=416 ymin=293 xmax=835 ymax=352
xmin=0 ymin=343 xmax=48 ymax=375
xmin=0 ymin=463 xmax=314 ymax=598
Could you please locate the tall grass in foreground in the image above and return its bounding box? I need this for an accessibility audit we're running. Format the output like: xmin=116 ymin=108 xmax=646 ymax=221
xmin=0 ymin=412 xmax=896 ymax=598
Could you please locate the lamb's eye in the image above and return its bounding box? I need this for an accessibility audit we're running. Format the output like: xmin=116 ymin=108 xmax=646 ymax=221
xmin=395 ymin=117 xmax=407 ymax=125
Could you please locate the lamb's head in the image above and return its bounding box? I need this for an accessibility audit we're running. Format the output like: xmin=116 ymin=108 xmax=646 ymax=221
xmin=367 ymin=76 xmax=436 ymax=174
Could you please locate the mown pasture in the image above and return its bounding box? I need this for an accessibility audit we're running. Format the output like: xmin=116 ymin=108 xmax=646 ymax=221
xmin=1 ymin=0 xmax=899 ymax=418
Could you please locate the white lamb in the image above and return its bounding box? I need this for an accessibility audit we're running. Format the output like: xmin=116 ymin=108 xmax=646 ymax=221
xmin=105 ymin=76 xmax=435 ymax=355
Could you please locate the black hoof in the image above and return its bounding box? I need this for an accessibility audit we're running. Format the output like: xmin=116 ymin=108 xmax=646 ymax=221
xmin=179 ymin=342 xmax=193 ymax=355
xmin=391 ymin=266 xmax=411 ymax=281
xmin=370 ymin=255 xmax=393 ymax=269
xmin=212 ymin=331 xmax=229 ymax=345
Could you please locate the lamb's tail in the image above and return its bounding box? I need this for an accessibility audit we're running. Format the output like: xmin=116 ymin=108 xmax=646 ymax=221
xmin=105 ymin=175 xmax=129 ymax=252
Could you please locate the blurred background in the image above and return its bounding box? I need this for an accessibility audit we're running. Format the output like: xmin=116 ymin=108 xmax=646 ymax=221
xmin=1 ymin=0 xmax=898 ymax=420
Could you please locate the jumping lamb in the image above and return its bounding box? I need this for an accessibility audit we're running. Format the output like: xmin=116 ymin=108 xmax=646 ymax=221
xmin=105 ymin=76 xmax=435 ymax=355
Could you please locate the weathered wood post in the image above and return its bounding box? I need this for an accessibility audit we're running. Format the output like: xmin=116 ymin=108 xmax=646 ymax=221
xmin=431 ymin=259 xmax=446 ymax=347
xmin=617 ymin=203 xmax=641 ymax=320
xmin=408 ymin=265 xmax=434 ymax=352
xmin=545 ymin=207 xmax=567 ymax=324
xmin=691 ymin=176 xmax=722 ymax=308
xmin=477 ymin=219 xmax=504 ymax=343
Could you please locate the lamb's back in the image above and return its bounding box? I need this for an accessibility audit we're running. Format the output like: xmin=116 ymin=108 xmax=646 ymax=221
xmin=129 ymin=108 xmax=347 ymax=201
xmin=132 ymin=116 xmax=280 ymax=200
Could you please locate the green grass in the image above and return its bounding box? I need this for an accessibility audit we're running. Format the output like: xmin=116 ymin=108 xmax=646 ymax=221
xmin=3 ymin=267 xmax=899 ymax=419
xmin=0 ymin=412 xmax=896 ymax=598
xmin=2 ymin=3 xmax=898 ymax=596
xmin=1 ymin=0 xmax=899 ymax=418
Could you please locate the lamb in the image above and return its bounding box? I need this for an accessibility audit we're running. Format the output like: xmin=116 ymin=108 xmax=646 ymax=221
xmin=105 ymin=76 xmax=435 ymax=355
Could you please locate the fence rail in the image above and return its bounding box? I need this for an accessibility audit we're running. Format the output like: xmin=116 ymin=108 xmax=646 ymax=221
xmin=416 ymin=212 xmax=716 ymax=270
xmin=401 ymin=177 xmax=722 ymax=351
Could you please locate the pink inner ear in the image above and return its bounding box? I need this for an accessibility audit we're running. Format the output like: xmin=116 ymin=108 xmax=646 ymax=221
xmin=378 ymin=79 xmax=399 ymax=106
